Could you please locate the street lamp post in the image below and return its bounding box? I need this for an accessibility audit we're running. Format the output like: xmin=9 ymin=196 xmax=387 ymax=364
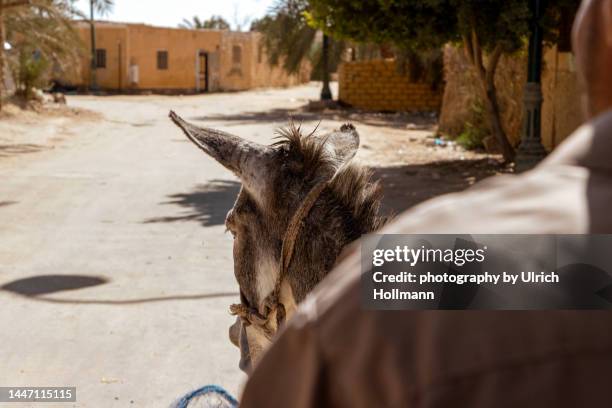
xmin=89 ymin=0 xmax=98 ymax=91
xmin=515 ymin=0 xmax=548 ymax=172
xmin=320 ymin=34 xmax=332 ymax=101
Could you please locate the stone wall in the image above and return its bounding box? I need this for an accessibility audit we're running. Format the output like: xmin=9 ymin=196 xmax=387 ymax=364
xmin=338 ymin=59 xmax=442 ymax=111
xmin=438 ymin=45 xmax=526 ymax=146
xmin=541 ymin=49 xmax=584 ymax=149
xmin=439 ymin=45 xmax=584 ymax=151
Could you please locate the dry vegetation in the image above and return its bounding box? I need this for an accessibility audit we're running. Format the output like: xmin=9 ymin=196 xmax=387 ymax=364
xmin=438 ymin=45 xmax=527 ymax=148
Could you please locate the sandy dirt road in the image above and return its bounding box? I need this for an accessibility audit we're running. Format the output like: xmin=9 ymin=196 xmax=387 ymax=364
xmin=0 ymin=83 xmax=501 ymax=407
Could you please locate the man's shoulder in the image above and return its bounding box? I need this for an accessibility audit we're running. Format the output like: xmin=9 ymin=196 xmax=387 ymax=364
xmin=296 ymin=161 xmax=592 ymax=333
xmin=387 ymin=163 xmax=590 ymax=234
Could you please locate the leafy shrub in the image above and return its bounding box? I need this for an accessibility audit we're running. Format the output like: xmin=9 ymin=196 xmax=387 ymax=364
xmin=456 ymin=123 xmax=486 ymax=150
xmin=456 ymin=101 xmax=488 ymax=150
xmin=15 ymin=47 xmax=49 ymax=99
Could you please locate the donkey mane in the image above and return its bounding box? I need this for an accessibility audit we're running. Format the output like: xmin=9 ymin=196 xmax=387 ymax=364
xmin=274 ymin=123 xmax=388 ymax=235
xmin=329 ymin=162 xmax=388 ymax=233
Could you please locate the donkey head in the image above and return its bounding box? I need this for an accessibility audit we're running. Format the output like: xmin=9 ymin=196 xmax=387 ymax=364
xmin=169 ymin=111 xmax=369 ymax=371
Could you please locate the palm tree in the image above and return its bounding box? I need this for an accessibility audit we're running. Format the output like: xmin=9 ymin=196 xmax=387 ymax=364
xmin=1 ymin=0 xmax=32 ymax=110
xmin=179 ymin=15 xmax=230 ymax=30
xmin=180 ymin=15 xmax=204 ymax=29
xmin=0 ymin=0 xmax=80 ymax=110
xmin=88 ymin=0 xmax=113 ymax=90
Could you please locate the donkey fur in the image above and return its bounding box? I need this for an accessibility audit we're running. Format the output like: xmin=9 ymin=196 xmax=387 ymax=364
xmin=169 ymin=111 xmax=386 ymax=367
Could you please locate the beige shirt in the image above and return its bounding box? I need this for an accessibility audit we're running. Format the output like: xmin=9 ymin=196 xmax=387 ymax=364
xmin=240 ymin=110 xmax=612 ymax=408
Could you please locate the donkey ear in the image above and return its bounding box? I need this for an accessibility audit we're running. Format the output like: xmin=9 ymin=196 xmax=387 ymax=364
xmin=326 ymin=123 xmax=360 ymax=165
xmin=169 ymin=111 xmax=273 ymax=200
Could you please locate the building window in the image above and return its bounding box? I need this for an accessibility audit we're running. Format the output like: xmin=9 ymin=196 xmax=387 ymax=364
xmin=157 ymin=51 xmax=168 ymax=70
xmin=232 ymin=46 xmax=242 ymax=65
xmin=95 ymin=49 xmax=106 ymax=69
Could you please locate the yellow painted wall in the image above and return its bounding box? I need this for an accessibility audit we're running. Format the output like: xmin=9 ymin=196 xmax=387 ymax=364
xmin=218 ymin=32 xmax=254 ymax=91
xmin=67 ymin=22 xmax=307 ymax=92
xmin=74 ymin=22 xmax=129 ymax=89
xmin=248 ymin=33 xmax=311 ymax=88
xmin=126 ymin=24 xmax=222 ymax=90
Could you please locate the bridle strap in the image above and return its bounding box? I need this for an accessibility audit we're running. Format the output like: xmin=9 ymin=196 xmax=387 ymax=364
xmin=230 ymin=179 xmax=329 ymax=337
xmin=277 ymin=179 xmax=329 ymax=299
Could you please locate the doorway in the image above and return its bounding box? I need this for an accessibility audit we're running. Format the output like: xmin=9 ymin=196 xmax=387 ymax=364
xmin=197 ymin=51 xmax=208 ymax=93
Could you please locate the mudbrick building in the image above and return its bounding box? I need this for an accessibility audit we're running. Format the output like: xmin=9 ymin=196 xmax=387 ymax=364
xmin=64 ymin=21 xmax=310 ymax=93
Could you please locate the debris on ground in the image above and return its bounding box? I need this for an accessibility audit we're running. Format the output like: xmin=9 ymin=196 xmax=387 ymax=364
xmin=0 ymin=96 xmax=97 ymax=120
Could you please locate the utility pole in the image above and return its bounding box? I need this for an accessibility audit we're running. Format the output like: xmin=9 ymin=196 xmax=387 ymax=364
xmin=515 ymin=0 xmax=547 ymax=172
xmin=320 ymin=34 xmax=332 ymax=101
xmin=89 ymin=0 xmax=98 ymax=91
xmin=0 ymin=2 xmax=5 ymax=112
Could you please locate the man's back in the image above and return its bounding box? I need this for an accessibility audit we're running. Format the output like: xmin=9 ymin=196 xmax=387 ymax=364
xmin=240 ymin=110 xmax=612 ymax=408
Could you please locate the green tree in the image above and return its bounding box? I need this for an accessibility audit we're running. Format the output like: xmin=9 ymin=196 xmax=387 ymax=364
xmin=252 ymin=0 xmax=344 ymax=101
xmin=0 ymin=0 xmax=81 ymax=109
xmin=0 ymin=0 xmax=33 ymax=110
xmin=307 ymin=0 xmax=579 ymax=162
xmin=179 ymin=15 xmax=230 ymax=30
xmin=88 ymin=0 xmax=113 ymax=90
xmin=14 ymin=46 xmax=49 ymax=99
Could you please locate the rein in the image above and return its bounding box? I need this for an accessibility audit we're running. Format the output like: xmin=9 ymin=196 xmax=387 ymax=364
xmin=230 ymin=178 xmax=329 ymax=339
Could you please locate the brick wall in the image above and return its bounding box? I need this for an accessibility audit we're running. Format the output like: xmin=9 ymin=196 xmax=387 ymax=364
xmin=338 ymin=59 xmax=442 ymax=111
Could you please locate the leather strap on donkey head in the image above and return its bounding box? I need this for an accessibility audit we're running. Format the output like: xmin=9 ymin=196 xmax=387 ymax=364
xmin=229 ymin=177 xmax=329 ymax=340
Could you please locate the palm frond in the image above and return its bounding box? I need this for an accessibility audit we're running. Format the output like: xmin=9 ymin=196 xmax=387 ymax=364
xmin=92 ymin=0 xmax=113 ymax=16
xmin=4 ymin=0 xmax=84 ymax=81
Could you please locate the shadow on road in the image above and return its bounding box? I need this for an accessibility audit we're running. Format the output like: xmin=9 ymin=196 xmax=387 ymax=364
xmin=143 ymin=179 xmax=241 ymax=227
xmin=372 ymin=158 xmax=507 ymax=216
xmin=190 ymin=105 xmax=435 ymax=130
xmin=1 ymin=274 xmax=108 ymax=296
xmin=141 ymin=161 xmax=504 ymax=227
xmin=0 ymin=200 xmax=17 ymax=208
xmin=8 ymin=292 xmax=239 ymax=305
xmin=0 ymin=143 xmax=48 ymax=158
xmin=1 ymin=274 xmax=238 ymax=305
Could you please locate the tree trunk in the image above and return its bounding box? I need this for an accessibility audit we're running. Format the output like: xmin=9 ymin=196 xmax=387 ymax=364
xmin=89 ymin=0 xmax=97 ymax=90
xmin=463 ymin=32 xmax=515 ymax=162
xmin=0 ymin=3 xmax=5 ymax=112
xmin=482 ymin=81 xmax=515 ymax=161
xmin=320 ymin=34 xmax=332 ymax=101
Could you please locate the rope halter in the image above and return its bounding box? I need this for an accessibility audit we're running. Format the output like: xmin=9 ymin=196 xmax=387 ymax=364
xmin=229 ymin=178 xmax=329 ymax=340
